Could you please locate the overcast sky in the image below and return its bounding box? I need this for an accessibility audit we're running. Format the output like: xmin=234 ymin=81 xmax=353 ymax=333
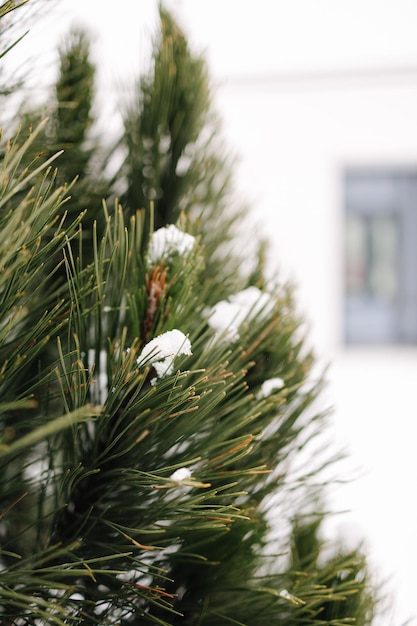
xmin=9 ymin=0 xmax=417 ymax=95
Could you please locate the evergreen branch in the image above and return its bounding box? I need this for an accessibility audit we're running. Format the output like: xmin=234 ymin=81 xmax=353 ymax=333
xmin=0 ymin=5 xmax=377 ymax=625
xmin=0 ymin=404 xmax=100 ymax=458
xmin=0 ymin=0 xmax=29 ymax=20
xmin=0 ymin=28 xmax=28 ymax=60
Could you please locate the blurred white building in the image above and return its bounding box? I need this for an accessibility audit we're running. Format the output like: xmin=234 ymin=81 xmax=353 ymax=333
xmin=208 ymin=23 xmax=417 ymax=626
xmin=215 ymin=63 xmax=417 ymax=626
xmin=173 ymin=4 xmax=417 ymax=624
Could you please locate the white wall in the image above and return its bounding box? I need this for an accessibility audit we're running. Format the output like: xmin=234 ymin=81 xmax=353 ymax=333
xmin=216 ymin=75 xmax=417 ymax=626
xmin=216 ymin=79 xmax=417 ymax=350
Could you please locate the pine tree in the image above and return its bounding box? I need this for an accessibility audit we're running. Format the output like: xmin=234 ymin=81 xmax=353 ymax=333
xmin=0 ymin=0 xmax=28 ymax=97
xmin=0 ymin=3 xmax=377 ymax=625
xmin=120 ymin=7 xmax=252 ymax=299
xmin=3 ymin=23 xmax=111 ymax=270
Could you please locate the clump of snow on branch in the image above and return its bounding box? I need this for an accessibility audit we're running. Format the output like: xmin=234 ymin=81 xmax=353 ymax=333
xmin=170 ymin=467 xmax=192 ymax=483
xmin=279 ymin=589 xmax=305 ymax=606
xmin=257 ymin=377 xmax=285 ymax=399
xmin=168 ymin=466 xmax=210 ymax=489
xmin=147 ymin=224 xmax=196 ymax=264
xmin=137 ymin=329 xmax=192 ymax=384
xmin=206 ymin=286 xmax=275 ymax=341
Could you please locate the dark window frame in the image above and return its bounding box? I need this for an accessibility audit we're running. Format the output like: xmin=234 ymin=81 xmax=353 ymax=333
xmin=344 ymin=168 xmax=417 ymax=344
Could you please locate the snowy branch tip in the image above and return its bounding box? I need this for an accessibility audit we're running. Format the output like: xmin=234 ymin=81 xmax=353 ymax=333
xmin=147 ymin=224 xmax=196 ymax=264
xmin=206 ymin=286 xmax=275 ymax=341
xmin=137 ymin=329 xmax=192 ymax=384
xmin=257 ymin=377 xmax=285 ymax=399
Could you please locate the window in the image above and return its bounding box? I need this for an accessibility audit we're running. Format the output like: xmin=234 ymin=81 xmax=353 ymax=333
xmin=344 ymin=168 xmax=417 ymax=344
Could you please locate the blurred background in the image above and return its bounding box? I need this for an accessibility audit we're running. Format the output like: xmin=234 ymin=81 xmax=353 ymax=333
xmin=5 ymin=1 xmax=417 ymax=624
